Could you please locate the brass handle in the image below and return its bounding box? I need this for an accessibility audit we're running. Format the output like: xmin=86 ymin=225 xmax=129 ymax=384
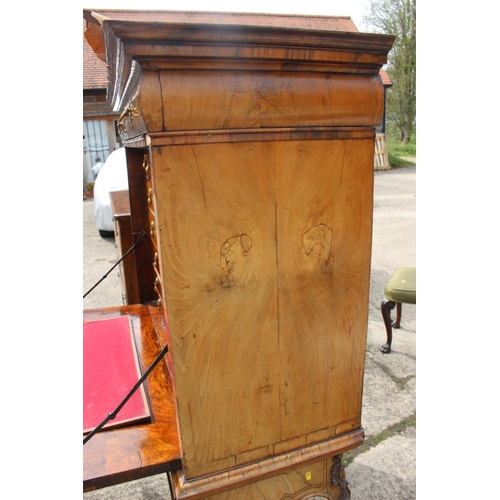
xmin=142 ymin=154 xmax=150 ymax=174
xmin=117 ymin=105 xmax=139 ymax=134
xmin=156 ymin=296 xmax=162 ymax=310
xmin=147 ymin=188 xmax=153 ymax=204
xmin=150 ymin=220 xmax=155 ymax=238
xmin=153 ymin=252 xmax=158 ymax=267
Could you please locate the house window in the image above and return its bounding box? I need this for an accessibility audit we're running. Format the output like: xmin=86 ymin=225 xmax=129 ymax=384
xmin=83 ymin=119 xmax=111 ymax=181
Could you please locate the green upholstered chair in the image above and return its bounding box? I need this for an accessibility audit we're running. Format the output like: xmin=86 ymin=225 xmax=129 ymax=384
xmin=380 ymin=267 xmax=416 ymax=354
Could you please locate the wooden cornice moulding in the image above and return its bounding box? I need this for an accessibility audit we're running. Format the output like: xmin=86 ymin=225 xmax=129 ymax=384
xmin=84 ymin=9 xmax=394 ymax=54
xmin=144 ymin=127 xmax=375 ymax=147
xmin=169 ymin=429 xmax=364 ymax=500
xmin=83 ymin=9 xmax=394 ymax=116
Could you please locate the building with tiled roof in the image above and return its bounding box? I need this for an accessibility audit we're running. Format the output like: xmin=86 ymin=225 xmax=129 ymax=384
xmin=83 ymin=31 xmax=107 ymax=91
xmin=83 ymin=20 xmax=121 ymax=185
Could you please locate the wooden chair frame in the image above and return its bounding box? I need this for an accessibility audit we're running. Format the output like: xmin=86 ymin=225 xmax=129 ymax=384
xmin=380 ymin=299 xmax=402 ymax=354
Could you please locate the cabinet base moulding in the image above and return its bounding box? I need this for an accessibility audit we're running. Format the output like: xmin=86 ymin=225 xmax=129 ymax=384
xmin=169 ymin=429 xmax=363 ymax=500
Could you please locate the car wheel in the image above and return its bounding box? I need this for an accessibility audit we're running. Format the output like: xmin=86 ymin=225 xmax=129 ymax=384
xmin=99 ymin=230 xmax=115 ymax=238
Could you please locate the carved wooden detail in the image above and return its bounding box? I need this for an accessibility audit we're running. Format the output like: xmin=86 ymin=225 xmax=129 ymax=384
xmin=330 ymin=455 xmax=351 ymax=500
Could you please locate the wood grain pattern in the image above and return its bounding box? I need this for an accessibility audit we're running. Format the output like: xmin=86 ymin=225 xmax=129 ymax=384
xmin=83 ymin=305 xmax=181 ymax=491
xmin=153 ymin=142 xmax=281 ymax=477
xmin=158 ymin=71 xmax=384 ymax=131
xmin=137 ymin=70 xmax=163 ymax=132
xmin=274 ymin=139 xmax=373 ymax=444
xmin=151 ymin=137 xmax=373 ymax=479
xmin=121 ymin=67 xmax=384 ymax=141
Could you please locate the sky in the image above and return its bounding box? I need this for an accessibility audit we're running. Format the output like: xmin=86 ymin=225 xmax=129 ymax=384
xmin=84 ymin=0 xmax=372 ymax=29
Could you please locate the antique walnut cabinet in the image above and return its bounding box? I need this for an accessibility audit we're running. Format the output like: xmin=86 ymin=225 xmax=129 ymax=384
xmin=83 ymin=9 xmax=394 ymax=499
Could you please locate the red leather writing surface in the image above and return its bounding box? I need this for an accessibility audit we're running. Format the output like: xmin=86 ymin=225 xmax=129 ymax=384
xmin=83 ymin=315 xmax=150 ymax=433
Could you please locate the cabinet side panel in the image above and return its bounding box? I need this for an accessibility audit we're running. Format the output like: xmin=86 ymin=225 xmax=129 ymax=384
xmin=152 ymin=143 xmax=281 ymax=478
xmin=275 ymin=139 xmax=374 ymax=441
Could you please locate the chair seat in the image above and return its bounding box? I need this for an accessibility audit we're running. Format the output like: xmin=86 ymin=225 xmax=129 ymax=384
xmin=384 ymin=267 xmax=416 ymax=304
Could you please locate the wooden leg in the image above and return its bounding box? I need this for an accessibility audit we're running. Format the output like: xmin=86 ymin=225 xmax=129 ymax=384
xmin=380 ymin=299 xmax=396 ymax=353
xmin=330 ymin=454 xmax=351 ymax=500
xmin=393 ymin=302 xmax=402 ymax=329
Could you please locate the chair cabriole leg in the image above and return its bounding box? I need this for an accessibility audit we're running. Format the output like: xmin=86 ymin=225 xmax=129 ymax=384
xmin=393 ymin=302 xmax=402 ymax=329
xmin=380 ymin=299 xmax=396 ymax=353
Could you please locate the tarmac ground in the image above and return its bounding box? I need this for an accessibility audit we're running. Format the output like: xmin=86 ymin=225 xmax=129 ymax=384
xmin=83 ymin=163 xmax=416 ymax=499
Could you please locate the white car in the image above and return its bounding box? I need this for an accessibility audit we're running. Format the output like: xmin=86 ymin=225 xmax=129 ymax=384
xmin=93 ymin=148 xmax=129 ymax=237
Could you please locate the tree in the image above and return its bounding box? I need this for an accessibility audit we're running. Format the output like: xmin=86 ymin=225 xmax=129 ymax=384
xmin=362 ymin=0 xmax=416 ymax=144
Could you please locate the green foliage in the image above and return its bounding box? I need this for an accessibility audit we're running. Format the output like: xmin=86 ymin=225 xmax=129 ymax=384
xmin=372 ymin=430 xmax=392 ymax=445
xmin=386 ymin=124 xmax=416 ymax=165
xmin=363 ymin=0 xmax=416 ymax=144
xmin=342 ymin=412 xmax=416 ymax=467
xmin=388 ymin=152 xmax=412 ymax=168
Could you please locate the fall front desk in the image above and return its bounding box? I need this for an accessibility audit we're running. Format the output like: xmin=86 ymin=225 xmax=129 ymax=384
xmin=83 ymin=9 xmax=394 ymax=499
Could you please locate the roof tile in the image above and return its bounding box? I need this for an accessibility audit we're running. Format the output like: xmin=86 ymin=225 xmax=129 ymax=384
xmin=83 ymin=21 xmax=107 ymax=90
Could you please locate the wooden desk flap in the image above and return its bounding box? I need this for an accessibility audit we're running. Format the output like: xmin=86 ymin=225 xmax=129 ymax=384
xmin=83 ymin=304 xmax=181 ymax=492
xmin=109 ymin=190 xmax=131 ymax=219
xmin=84 ymin=315 xmax=151 ymax=433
